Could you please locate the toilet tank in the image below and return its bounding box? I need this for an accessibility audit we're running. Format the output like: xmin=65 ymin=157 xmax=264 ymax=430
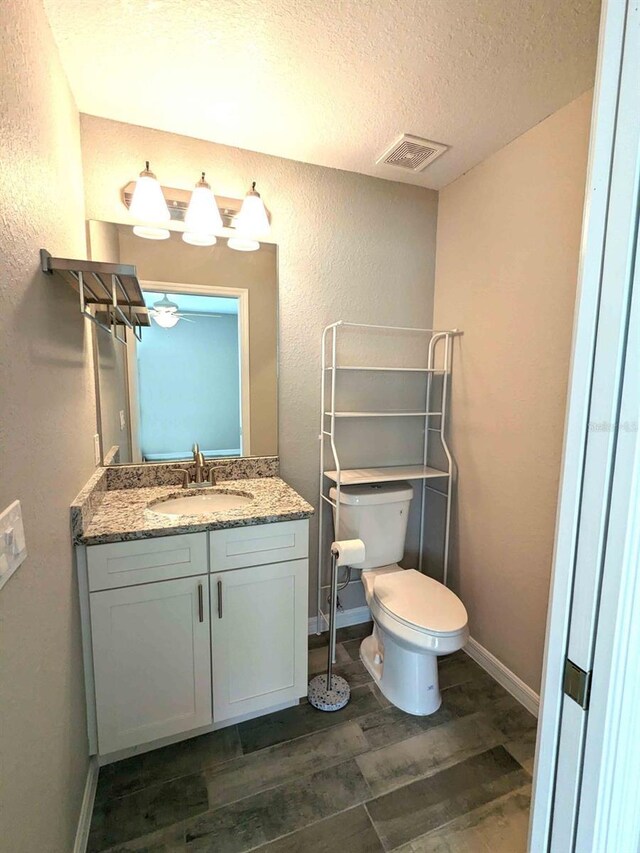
xmin=329 ymin=481 xmax=413 ymax=569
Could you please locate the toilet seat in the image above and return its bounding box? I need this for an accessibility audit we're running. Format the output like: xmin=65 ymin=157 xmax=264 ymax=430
xmin=362 ymin=565 xmax=468 ymax=638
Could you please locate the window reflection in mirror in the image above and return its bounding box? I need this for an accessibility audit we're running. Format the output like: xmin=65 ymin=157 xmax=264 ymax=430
xmin=89 ymin=221 xmax=278 ymax=464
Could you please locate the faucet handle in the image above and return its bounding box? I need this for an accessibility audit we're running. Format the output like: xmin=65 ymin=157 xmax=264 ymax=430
xmin=192 ymin=442 xmax=200 ymax=459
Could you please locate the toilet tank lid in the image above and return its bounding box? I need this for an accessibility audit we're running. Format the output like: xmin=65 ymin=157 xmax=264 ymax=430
xmin=329 ymin=481 xmax=414 ymax=506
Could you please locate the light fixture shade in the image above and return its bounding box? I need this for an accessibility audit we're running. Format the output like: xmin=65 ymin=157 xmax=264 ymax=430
xmin=234 ymin=182 xmax=270 ymax=237
xmin=183 ymin=232 xmax=217 ymax=247
xmin=152 ymin=311 xmax=180 ymax=328
xmin=183 ymin=173 xmax=223 ymax=245
xmin=227 ymin=236 xmax=260 ymax=252
xmin=150 ymin=294 xmax=180 ymax=328
xmin=129 ymin=163 xmax=170 ymax=223
xmin=133 ymin=225 xmax=170 ymax=240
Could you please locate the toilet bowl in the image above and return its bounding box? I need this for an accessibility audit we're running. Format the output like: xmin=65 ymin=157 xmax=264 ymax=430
xmin=360 ymin=565 xmax=468 ymax=715
xmin=330 ymin=481 xmax=468 ymax=716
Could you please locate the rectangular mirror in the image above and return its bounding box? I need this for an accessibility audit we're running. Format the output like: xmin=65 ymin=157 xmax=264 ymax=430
xmin=88 ymin=221 xmax=278 ymax=464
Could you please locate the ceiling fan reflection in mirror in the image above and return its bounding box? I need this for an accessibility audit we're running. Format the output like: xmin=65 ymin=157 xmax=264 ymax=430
xmin=148 ymin=294 xmax=223 ymax=328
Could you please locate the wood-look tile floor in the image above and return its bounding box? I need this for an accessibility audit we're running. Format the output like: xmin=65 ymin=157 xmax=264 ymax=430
xmin=88 ymin=623 xmax=535 ymax=853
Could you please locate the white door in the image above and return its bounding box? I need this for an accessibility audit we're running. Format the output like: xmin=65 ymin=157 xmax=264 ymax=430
xmin=90 ymin=576 xmax=212 ymax=754
xmin=211 ymin=560 xmax=308 ymax=723
xmin=531 ymin=1 xmax=640 ymax=849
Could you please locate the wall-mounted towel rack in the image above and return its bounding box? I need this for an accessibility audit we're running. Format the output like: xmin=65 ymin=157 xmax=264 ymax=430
xmin=40 ymin=249 xmax=149 ymax=342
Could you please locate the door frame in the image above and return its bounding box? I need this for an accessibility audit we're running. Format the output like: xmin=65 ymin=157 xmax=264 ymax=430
xmin=530 ymin=0 xmax=640 ymax=848
xmin=134 ymin=280 xmax=251 ymax=457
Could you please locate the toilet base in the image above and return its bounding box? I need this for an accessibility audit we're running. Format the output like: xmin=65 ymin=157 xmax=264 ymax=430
xmin=360 ymin=626 xmax=442 ymax=716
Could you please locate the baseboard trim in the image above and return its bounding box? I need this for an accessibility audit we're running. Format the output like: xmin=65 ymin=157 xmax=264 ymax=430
xmin=308 ymin=605 xmax=371 ymax=635
xmin=306 ymin=616 xmax=539 ymax=717
xmin=73 ymin=756 xmax=99 ymax=853
xmin=464 ymin=636 xmax=540 ymax=717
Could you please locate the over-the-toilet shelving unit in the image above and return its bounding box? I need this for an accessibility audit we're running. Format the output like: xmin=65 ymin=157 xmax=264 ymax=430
xmin=40 ymin=249 xmax=149 ymax=342
xmin=317 ymin=321 xmax=462 ymax=646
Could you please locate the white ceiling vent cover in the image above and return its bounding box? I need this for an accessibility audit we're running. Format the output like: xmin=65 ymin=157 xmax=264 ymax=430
xmin=377 ymin=134 xmax=448 ymax=172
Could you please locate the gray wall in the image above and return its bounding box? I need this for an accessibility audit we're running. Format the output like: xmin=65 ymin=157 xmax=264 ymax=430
xmin=79 ymin=114 xmax=439 ymax=615
xmin=0 ymin=0 xmax=95 ymax=849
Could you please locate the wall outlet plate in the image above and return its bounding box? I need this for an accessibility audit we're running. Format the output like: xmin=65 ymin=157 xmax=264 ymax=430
xmin=93 ymin=434 xmax=101 ymax=466
xmin=0 ymin=500 xmax=27 ymax=591
xmin=119 ymin=410 xmax=126 ymax=431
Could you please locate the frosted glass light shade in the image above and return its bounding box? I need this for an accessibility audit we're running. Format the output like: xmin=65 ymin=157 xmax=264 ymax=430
xmin=227 ymin=236 xmax=260 ymax=252
xmin=183 ymin=173 xmax=223 ymax=244
xmin=129 ymin=164 xmax=170 ymax=223
xmin=152 ymin=311 xmax=180 ymax=328
xmin=133 ymin=225 xmax=170 ymax=240
xmin=228 ymin=181 xmax=270 ymax=253
xmin=235 ymin=183 xmax=270 ymax=237
xmin=183 ymin=232 xmax=217 ymax=246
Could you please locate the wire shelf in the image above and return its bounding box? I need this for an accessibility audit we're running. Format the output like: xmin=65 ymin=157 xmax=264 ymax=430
xmin=316 ymin=320 xmax=461 ymax=660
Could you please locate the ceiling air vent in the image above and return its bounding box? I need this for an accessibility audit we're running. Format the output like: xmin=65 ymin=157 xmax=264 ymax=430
xmin=377 ymin=134 xmax=448 ymax=172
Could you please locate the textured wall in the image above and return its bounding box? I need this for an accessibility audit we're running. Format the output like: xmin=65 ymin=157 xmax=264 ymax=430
xmin=80 ymin=115 xmax=439 ymax=612
xmin=433 ymin=91 xmax=593 ymax=691
xmin=0 ymin=0 xmax=94 ymax=850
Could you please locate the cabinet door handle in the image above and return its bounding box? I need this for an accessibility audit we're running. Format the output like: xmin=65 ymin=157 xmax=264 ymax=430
xmin=217 ymin=579 xmax=223 ymax=619
xmin=197 ymin=582 xmax=204 ymax=623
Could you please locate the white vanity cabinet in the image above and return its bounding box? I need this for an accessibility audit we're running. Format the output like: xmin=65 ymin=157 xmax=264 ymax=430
xmin=90 ymin=576 xmax=212 ymax=755
xmin=211 ymin=559 xmax=308 ymax=722
xmin=208 ymin=520 xmax=309 ymax=722
xmin=80 ymin=519 xmax=309 ymax=759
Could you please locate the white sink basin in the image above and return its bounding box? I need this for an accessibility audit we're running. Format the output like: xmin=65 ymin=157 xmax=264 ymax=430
xmin=149 ymin=492 xmax=253 ymax=516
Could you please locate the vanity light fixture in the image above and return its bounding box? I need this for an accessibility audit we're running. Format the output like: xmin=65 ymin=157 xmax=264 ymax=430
xmin=129 ymin=162 xmax=171 ymax=240
xmin=183 ymin=172 xmax=223 ymax=247
xmin=228 ymin=181 xmax=270 ymax=252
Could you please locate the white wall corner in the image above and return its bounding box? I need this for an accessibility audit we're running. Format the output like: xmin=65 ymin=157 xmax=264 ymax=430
xmin=465 ymin=636 xmax=540 ymax=717
xmin=73 ymin=756 xmax=99 ymax=853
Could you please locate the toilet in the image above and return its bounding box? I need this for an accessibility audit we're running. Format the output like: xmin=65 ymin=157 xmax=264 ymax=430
xmin=330 ymin=481 xmax=469 ymax=716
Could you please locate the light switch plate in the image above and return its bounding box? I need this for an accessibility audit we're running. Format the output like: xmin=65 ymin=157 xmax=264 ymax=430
xmin=0 ymin=500 xmax=27 ymax=591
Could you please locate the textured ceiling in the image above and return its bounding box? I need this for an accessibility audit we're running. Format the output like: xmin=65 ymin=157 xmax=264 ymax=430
xmin=44 ymin=0 xmax=600 ymax=189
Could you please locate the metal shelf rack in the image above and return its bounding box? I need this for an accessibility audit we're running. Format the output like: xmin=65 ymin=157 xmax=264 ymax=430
xmin=40 ymin=250 xmax=149 ymax=342
xmin=316 ymin=320 xmax=462 ymax=648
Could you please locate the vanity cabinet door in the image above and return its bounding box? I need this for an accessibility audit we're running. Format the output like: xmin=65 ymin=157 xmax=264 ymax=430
xmin=90 ymin=576 xmax=212 ymax=755
xmin=211 ymin=559 xmax=308 ymax=723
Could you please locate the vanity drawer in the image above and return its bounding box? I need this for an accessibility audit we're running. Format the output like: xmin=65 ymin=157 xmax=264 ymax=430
xmin=87 ymin=533 xmax=208 ymax=591
xmin=209 ymin=520 xmax=308 ymax=571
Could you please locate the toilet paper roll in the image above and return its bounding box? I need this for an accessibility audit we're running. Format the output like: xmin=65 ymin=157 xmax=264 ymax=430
xmin=331 ymin=539 xmax=366 ymax=567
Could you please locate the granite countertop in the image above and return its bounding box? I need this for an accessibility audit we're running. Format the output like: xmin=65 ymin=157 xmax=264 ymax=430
xmin=77 ymin=477 xmax=315 ymax=546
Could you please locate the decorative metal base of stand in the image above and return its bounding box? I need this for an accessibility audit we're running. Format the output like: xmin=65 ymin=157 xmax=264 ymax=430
xmin=307 ymin=674 xmax=351 ymax=711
